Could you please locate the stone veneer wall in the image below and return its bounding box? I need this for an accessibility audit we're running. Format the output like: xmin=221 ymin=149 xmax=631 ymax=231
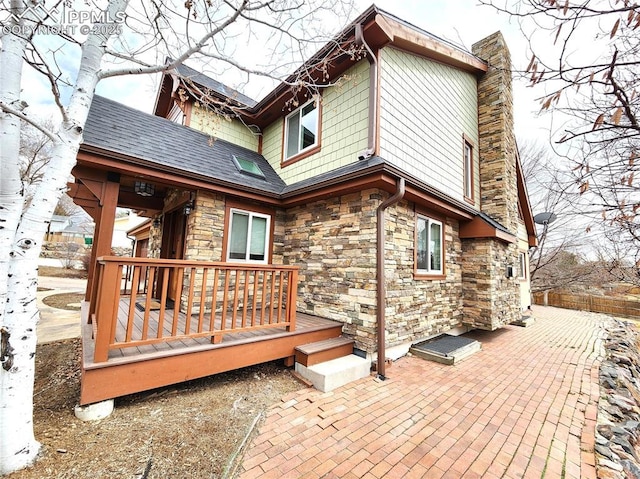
xmin=461 ymin=239 xmax=519 ymax=329
xmin=184 ymin=191 xmax=226 ymax=262
xmin=283 ymin=189 xmax=379 ymax=352
xmin=384 ymin=201 xmax=464 ymax=346
xmin=462 ymin=32 xmax=520 ymax=330
xmin=283 ymin=191 xmax=467 ymax=353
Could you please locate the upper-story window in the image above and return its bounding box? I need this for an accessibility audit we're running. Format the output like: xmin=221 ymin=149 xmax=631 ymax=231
xmin=168 ymin=102 xmax=185 ymax=125
xmin=283 ymin=99 xmax=320 ymax=164
xmin=416 ymin=214 xmax=443 ymax=276
xmin=227 ymin=209 xmax=270 ymax=263
xmin=463 ymin=135 xmax=474 ymax=203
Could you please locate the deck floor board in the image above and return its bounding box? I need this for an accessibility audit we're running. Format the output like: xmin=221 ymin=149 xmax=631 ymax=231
xmin=92 ymin=297 xmax=341 ymax=364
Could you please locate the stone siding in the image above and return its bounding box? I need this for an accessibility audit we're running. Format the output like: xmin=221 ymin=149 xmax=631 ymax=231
xmin=461 ymin=239 xmax=519 ymax=329
xmin=184 ymin=191 xmax=226 ymax=262
xmin=462 ymin=32 xmax=521 ymax=329
xmin=283 ymin=189 xmax=379 ymax=352
xmin=384 ymin=201 xmax=464 ymax=346
xmin=283 ymin=191 xmax=466 ymax=353
xmin=472 ymin=33 xmax=519 ymax=233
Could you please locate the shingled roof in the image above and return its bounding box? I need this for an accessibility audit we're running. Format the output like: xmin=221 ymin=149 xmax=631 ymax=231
xmin=173 ymin=62 xmax=257 ymax=108
xmin=81 ymin=95 xmax=285 ymax=195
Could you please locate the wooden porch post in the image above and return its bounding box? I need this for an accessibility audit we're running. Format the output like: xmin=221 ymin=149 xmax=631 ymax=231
xmin=286 ymin=269 xmax=298 ymax=332
xmin=77 ymin=172 xmax=120 ymax=308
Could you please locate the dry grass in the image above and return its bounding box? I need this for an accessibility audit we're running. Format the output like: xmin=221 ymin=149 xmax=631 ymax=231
xmin=7 ymin=340 xmax=302 ymax=479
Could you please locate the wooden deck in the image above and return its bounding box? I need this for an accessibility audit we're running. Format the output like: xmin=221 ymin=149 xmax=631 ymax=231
xmin=80 ymin=299 xmax=343 ymax=405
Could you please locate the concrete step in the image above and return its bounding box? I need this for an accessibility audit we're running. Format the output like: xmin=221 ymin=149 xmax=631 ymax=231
xmin=294 ymin=336 xmax=354 ymax=367
xmin=295 ymin=355 xmax=370 ymax=392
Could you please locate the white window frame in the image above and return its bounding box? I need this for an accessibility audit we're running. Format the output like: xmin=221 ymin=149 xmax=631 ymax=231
xmin=463 ymin=139 xmax=473 ymax=200
xmin=168 ymin=102 xmax=185 ymax=125
xmin=284 ymin=99 xmax=319 ymax=160
xmin=226 ymin=208 xmax=271 ymax=264
xmin=518 ymin=252 xmax=527 ymax=279
xmin=416 ymin=214 xmax=444 ymax=275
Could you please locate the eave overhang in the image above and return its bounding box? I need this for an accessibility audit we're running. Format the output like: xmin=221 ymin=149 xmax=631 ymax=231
xmin=516 ymin=155 xmax=538 ymax=247
xmin=459 ymin=216 xmax=517 ymax=244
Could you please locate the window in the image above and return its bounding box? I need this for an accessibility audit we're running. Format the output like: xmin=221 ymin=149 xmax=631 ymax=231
xmin=168 ymin=102 xmax=185 ymax=125
xmin=232 ymin=155 xmax=265 ymax=178
xmin=227 ymin=209 xmax=270 ymax=263
xmin=518 ymin=252 xmax=527 ymax=279
xmin=416 ymin=215 xmax=443 ymax=275
xmin=284 ymin=100 xmax=319 ymax=160
xmin=463 ymin=136 xmax=474 ymax=202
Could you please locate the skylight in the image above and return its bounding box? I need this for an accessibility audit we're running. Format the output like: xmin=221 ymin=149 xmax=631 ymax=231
xmin=233 ymin=155 xmax=265 ymax=178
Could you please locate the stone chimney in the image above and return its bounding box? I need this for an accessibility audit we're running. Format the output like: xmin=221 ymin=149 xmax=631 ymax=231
xmin=472 ymin=32 xmax=518 ymax=234
xmin=461 ymin=32 xmax=521 ymax=331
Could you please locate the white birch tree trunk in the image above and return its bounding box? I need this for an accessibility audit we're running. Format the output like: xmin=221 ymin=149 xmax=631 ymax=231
xmin=0 ymin=0 xmax=127 ymax=472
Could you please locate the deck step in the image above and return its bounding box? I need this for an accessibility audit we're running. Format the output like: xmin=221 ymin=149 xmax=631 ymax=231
xmin=295 ymin=355 xmax=371 ymax=392
xmin=294 ymin=336 xmax=354 ymax=367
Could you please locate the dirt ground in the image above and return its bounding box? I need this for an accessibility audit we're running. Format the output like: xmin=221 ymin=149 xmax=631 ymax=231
xmin=8 ymin=339 xmax=302 ymax=479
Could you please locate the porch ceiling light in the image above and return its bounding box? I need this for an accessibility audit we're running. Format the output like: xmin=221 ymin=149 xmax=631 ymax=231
xmin=134 ymin=181 xmax=155 ymax=197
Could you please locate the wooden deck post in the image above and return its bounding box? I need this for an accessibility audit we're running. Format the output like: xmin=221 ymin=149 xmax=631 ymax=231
xmin=287 ymin=269 xmax=298 ymax=332
xmin=94 ymin=260 xmax=121 ymax=362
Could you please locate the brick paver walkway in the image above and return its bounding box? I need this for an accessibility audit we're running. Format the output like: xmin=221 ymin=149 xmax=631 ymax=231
xmin=238 ymin=306 xmax=606 ymax=478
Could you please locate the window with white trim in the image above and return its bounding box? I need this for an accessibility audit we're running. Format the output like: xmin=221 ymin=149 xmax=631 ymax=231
xmin=463 ymin=139 xmax=473 ymax=200
xmin=518 ymin=252 xmax=527 ymax=279
xmin=227 ymin=209 xmax=270 ymax=263
xmin=416 ymin=215 xmax=443 ymax=275
xmin=284 ymin=100 xmax=319 ymax=160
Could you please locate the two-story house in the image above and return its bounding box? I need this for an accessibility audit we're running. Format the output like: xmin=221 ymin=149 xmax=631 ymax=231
xmin=70 ymin=5 xmax=536 ymax=406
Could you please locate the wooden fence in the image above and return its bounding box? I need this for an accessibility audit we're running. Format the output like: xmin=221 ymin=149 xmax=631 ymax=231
xmin=533 ymin=291 xmax=640 ymax=319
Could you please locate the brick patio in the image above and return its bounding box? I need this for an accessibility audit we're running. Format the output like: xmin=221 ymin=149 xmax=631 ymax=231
xmin=238 ymin=306 xmax=605 ymax=478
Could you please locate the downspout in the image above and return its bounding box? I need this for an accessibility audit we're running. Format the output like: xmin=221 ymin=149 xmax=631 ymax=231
xmin=376 ymin=177 xmax=405 ymax=380
xmin=355 ymin=23 xmax=377 ymax=158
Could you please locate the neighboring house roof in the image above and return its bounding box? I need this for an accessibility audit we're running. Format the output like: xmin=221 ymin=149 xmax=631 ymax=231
xmin=82 ymin=95 xmax=286 ymax=195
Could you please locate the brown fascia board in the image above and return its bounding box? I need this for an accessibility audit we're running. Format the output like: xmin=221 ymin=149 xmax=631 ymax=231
xmin=373 ymin=13 xmax=488 ymax=74
xmin=76 ymin=148 xmax=282 ymax=206
xmin=516 ymin=152 xmax=538 ymax=247
xmin=153 ymin=74 xmax=180 ymax=118
xmin=78 ymin=144 xmax=479 ymax=221
xmin=459 ymin=216 xmax=517 ymax=244
xmin=126 ymin=219 xmax=152 ymax=237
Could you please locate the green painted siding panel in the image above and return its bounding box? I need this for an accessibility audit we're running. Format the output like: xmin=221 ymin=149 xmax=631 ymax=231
xmin=190 ymin=104 xmax=259 ymax=151
xmin=379 ymin=48 xmax=479 ymax=206
xmin=262 ymin=61 xmax=370 ymax=185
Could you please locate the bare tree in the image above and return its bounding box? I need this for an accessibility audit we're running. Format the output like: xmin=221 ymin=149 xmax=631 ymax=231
xmin=519 ymin=140 xmax=591 ymax=291
xmin=482 ymin=0 xmax=640 ymax=278
xmin=0 ymin=0 xmax=355 ymax=473
xmin=19 ymin=120 xmax=53 ymax=188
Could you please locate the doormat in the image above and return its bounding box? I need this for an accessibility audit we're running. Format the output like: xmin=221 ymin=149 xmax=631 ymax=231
xmin=410 ymin=334 xmax=481 ymax=365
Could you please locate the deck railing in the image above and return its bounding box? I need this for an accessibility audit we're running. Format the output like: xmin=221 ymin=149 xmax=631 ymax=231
xmin=90 ymin=257 xmax=299 ymax=362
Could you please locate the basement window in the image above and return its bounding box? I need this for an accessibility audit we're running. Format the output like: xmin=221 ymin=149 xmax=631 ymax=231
xmin=233 ymin=155 xmax=265 ymax=178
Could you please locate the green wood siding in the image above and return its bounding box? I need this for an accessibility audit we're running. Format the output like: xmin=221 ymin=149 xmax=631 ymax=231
xmin=262 ymin=61 xmax=370 ymax=185
xmin=190 ymin=104 xmax=259 ymax=151
xmin=379 ymin=47 xmax=479 ymax=206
